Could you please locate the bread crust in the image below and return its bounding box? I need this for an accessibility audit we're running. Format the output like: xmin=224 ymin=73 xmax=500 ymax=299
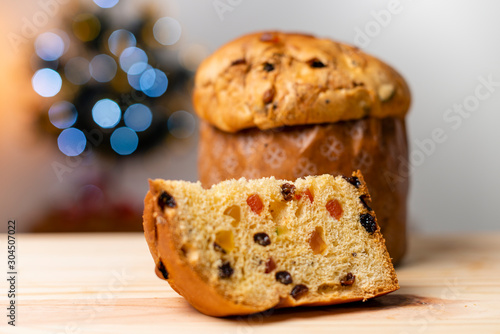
xmin=143 ymin=173 xmax=399 ymax=317
xmin=193 ymin=31 xmax=411 ymax=132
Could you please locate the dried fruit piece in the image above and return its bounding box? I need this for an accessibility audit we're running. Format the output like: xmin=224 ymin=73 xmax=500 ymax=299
xmin=218 ymin=262 xmax=234 ymax=279
xmin=360 ymin=213 xmax=377 ymax=233
xmin=276 ymin=225 xmax=289 ymax=236
xmin=309 ymin=226 xmax=327 ymax=255
xmin=281 ymin=183 xmax=296 ymax=201
xmin=247 ymin=194 xmax=264 ymax=215
xmin=254 ymin=232 xmax=271 ymax=246
xmin=263 ymin=62 xmax=275 ymax=72
xmin=340 ymin=272 xmax=356 ymax=286
xmin=215 ymin=230 xmax=234 ymax=253
xmin=326 ymin=199 xmax=343 ymax=220
xmin=378 ymin=83 xmax=395 ymax=102
xmin=303 ymin=188 xmax=314 ymax=203
xmin=343 ymin=176 xmax=361 ymax=188
xmin=231 ymin=58 xmax=246 ymax=66
xmin=158 ymin=191 xmax=176 ymax=209
xmin=265 ymin=257 xmax=276 ymax=273
xmin=260 ymin=32 xmax=279 ymax=43
xmin=224 ymin=205 xmax=241 ymax=226
xmin=263 ymin=87 xmax=276 ymax=104
xmin=360 ymin=195 xmax=372 ymax=211
xmin=157 ymin=260 xmax=168 ymax=279
xmin=275 ymin=271 xmax=293 ymax=285
xmin=307 ymin=58 xmax=326 ymax=68
xmin=291 ymin=284 xmax=309 ymax=299
xmin=213 ymin=242 xmax=226 ymax=254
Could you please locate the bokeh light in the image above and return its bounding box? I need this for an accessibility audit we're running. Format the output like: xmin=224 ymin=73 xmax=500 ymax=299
xmin=93 ymin=0 xmax=119 ymax=8
xmin=124 ymin=104 xmax=152 ymax=132
xmin=65 ymin=57 xmax=91 ymax=85
xmin=110 ymin=127 xmax=138 ymax=155
xmin=49 ymin=101 xmax=78 ymax=129
xmin=32 ymin=68 xmax=62 ymax=97
xmin=57 ymin=128 xmax=87 ymax=156
xmin=73 ymin=13 xmax=101 ymax=42
xmin=90 ymin=54 xmax=117 ymax=82
xmin=119 ymin=47 xmax=148 ymax=74
xmin=108 ymin=29 xmax=136 ymax=56
xmin=140 ymin=69 xmax=168 ymax=97
xmin=127 ymin=64 xmax=151 ymax=90
xmin=92 ymin=99 xmax=121 ymax=128
xmin=168 ymin=110 xmax=196 ymax=139
xmin=153 ymin=17 xmax=182 ymax=45
xmin=35 ymin=32 xmax=65 ymax=61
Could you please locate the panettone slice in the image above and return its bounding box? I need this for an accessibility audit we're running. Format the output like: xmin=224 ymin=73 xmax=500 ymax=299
xmin=143 ymin=171 xmax=398 ymax=317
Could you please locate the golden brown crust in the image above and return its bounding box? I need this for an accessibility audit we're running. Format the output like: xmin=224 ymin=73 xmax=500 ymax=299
xmin=193 ymin=31 xmax=411 ymax=132
xmin=143 ymin=173 xmax=399 ymax=317
xmin=143 ymin=185 xmax=260 ymax=317
xmin=198 ymin=118 xmax=408 ymax=264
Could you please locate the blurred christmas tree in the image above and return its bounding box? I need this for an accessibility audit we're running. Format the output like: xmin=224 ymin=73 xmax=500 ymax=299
xmin=30 ymin=0 xmax=203 ymax=232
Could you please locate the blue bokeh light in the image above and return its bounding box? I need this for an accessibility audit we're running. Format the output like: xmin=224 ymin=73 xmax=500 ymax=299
xmin=93 ymin=0 xmax=119 ymax=8
xmin=119 ymin=47 xmax=148 ymax=74
xmin=49 ymin=101 xmax=78 ymax=129
xmin=32 ymin=68 xmax=62 ymax=97
xmin=90 ymin=54 xmax=117 ymax=82
xmin=110 ymin=127 xmax=138 ymax=155
xmin=140 ymin=69 xmax=168 ymax=97
xmin=127 ymin=64 xmax=151 ymax=90
xmin=35 ymin=32 xmax=65 ymax=61
xmin=108 ymin=29 xmax=136 ymax=56
xmin=124 ymin=104 xmax=152 ymax=132
xmin=57 ymin=128 xmax=87 ymax=156
xmin=92 ymin=99 xmax=121 ymax=128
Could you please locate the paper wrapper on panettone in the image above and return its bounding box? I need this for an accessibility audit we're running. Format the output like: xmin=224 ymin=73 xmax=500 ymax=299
xmin=198 ymin=118 xmax=409 ymax=264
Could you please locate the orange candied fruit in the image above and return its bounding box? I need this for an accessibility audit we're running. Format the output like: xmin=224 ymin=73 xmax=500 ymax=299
xmin=247 ymin=194 xmax=264 ymax=215
xmin=326 ymin=199 xmax=343 ymax=220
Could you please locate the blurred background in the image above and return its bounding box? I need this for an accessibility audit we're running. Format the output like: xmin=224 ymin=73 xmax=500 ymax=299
xmin=0 ymin=0 xmax=499 ymax=233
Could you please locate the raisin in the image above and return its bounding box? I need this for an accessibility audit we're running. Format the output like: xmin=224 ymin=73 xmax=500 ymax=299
xmin=360 ymin=213 xmax=377 ymax=233
xmin=218 ymin=262 xmax=233 ymax=279
xmin=291 ymin=284 xmax=309 ymax=299
xmin=263 ymin=87 xmax=276 ymax=104
xmin=326 ymin=199 xmax=343 ymax=220
xmin=265 ymin=257 xmax=276 ymax=273
xmin=158 ymin=191 xmax=176 ymax=209
xmin=157 ymin=260 xmax=169 ymax=279
xmin=247 ymin=194 xmax=264 ymax=215
xmin=281 ymin=183 xmax=296 ymax=201
xmin=231 ymin=58 xmax=246 ymax=66
xmin=254 ymin=233 xmax=271 ymax=246
xmin=275 ymin=271 xmax=293 ymax=285
xmin=213 ymin=242 xmax=226 ymax=254
xmin=343 ymin=176 xmax=361 ymax=188
xmin=260 ymin=32 xmax=279 ymax=43
xmin=307 ymin=58 xmax=326 ymax=68
xmin=360 ymin=195 xmax=372 ymax=211
xmin=263 ymin=62 xmax=275 ymax=72
xmin=303 ymin=188 xmax=314 ymax=203
xmin=340 ymin=272 xmax=356 ymax=286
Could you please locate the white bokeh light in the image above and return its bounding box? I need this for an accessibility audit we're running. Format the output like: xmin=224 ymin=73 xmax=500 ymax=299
xmin=153 ymin=17 xmax=182 ymax=45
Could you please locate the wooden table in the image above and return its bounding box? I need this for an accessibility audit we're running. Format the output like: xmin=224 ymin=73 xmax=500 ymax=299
xmin=6 ymin=233 xmax=500 ymax=333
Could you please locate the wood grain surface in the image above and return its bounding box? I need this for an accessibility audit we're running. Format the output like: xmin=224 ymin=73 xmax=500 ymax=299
xmin=2 ymin=232 xmax=500 ymax=333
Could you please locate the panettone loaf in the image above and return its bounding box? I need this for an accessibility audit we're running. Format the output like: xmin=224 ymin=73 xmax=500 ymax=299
xmin=194 ymin=31 xmax=411 ymax=264
xmin=143 ymin=171 xmax=399 ymax=317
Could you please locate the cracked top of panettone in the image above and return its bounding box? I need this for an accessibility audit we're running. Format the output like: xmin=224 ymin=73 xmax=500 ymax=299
xmin=192 ymin=31 xmax=411 ymax=133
